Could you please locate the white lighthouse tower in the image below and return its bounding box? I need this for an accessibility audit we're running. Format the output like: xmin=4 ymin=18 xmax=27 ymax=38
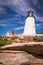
xmin=23 ymin=10 xmax=36 ymax=36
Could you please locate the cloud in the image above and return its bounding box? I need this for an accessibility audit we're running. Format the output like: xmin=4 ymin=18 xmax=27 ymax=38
xmin=14 ymin=26 xmax=24 ymax=30
xmin=9 ymin=0 xmax=33 ymax=16
xmin=36 ymin=16 xmax=43 ymax=22
xmin=36 ymin=23 xmax=41 ymax=27
xmin=0 ymin=24 xmax=7 ymax=27
xmin=0 ymin=0 xmax=43 ymax=26
xmin=0 ymin=0 xmax=42 ymax=19
xmin=0 ymin=24 xmax=10 ymax=27
xmin=35 ymin=22 xmax=43 ymax=30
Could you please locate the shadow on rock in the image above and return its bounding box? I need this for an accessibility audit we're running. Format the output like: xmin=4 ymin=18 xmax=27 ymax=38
xmin=28 ymin=52 xmax=43 ymax=59
xmin=0 ymin=62 xmax=4 ymax=65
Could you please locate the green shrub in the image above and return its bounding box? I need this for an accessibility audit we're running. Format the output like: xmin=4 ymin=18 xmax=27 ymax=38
xmin=0 ymin=40 xmax=11 ymax=46
xmin=33 ymin=36 xmax=43 ymax=42
xmin=0 ymin=36 xmax=11 ymax=46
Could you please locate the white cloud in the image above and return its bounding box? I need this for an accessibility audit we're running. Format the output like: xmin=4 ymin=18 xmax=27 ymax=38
xmin=36 ymin=24 xmax=41 ymax=27
xmin=9 ymin=0 xmax=33 ymax=16
xmin=0 ymin=24 xmax=7 ymax=27
xmin=14 ymin=26 xmax=24 ymax=30
xmin=35 ymin=23 xmax=43 ymax=29
xmin=0 ymin=24 xmax=10 ymax=27
xmin=0 ymin=0 xmax=37 ymax=16
xmin=36 ymin=16 xmax=43 ymax=22
xmin=0 ymin=0 xmax=43 ymax=23
xmin=15 ymin=14 xmax=21 ymax=18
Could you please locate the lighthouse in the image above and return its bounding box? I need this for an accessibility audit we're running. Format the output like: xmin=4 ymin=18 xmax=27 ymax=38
xmin=23 ymin=10 xmax=36 ymax=36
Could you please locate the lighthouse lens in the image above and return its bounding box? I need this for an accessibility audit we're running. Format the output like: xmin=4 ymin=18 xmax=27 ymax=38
xmin=29 ymin=12 xmax=33 ymax=16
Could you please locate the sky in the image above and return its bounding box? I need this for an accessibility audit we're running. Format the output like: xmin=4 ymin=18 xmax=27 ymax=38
xmin=0 ymin=0 xmax=43 ymax=36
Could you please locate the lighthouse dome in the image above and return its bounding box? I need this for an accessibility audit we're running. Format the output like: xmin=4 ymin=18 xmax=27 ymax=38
xmin=27 ymin=10 xmax=35 ymax=19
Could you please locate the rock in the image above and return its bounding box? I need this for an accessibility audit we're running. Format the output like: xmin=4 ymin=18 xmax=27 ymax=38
xmin=0 ymin=42 xmax=43 ymax=55
xmin=22 ymin=44 xmax=43 ymax=55
xmin=0 ymin=50 xmax=43 ymax=65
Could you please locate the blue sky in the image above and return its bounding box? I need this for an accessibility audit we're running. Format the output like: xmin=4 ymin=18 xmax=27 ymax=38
xmin=0 ymin=0 xmax=43 ymax=36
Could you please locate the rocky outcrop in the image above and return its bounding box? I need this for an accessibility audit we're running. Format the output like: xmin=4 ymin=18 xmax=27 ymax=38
xmin=0 ymin=50 xmax=43 ymax=65
xmin=0 ymin=42 xmax=43 ymax=55
xmin=22 ymin=44 xmax=43 ymax=55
